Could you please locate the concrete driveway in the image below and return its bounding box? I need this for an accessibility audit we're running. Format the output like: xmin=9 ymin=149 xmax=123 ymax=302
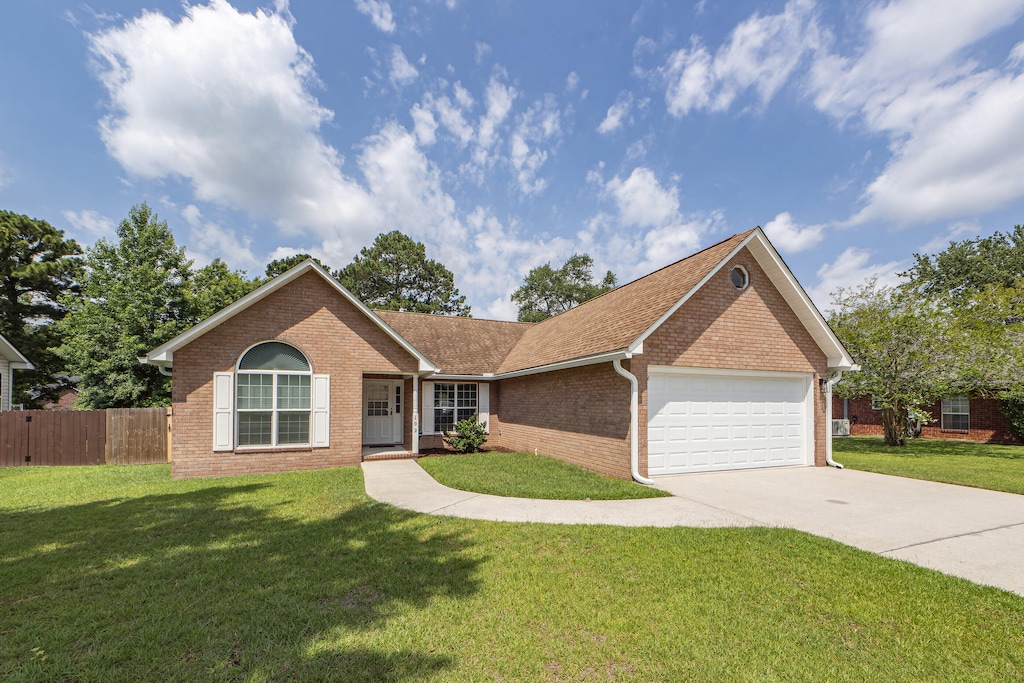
xmin=362 ymin=460 xmax=1024 ymax=596
xmin=654 ymin=467 xmax=1024 ymax=596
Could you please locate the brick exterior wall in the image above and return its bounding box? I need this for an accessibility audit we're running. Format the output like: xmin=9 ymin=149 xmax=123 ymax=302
xmin=491 ymin=248 xmax=831 ymax=478
xmin=490 ymin=363 xmax=632 ymax=479
xmin=637 ymin=247 xmax=830 ymax=470
xmin=171 ymin=272 xmax=419 ymax=478
xmin=834 ymin=395 xmax=1022 ymax=445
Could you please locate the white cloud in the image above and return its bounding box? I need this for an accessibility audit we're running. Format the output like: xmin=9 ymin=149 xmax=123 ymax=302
xmin=509 ymin=95 xmax=561 ymax=195
xmin=565 ymin=71 xmax=580 ymax=92
xmin=807 ymin=247 xmax=907 ymax=312
xmin=353 ymin=0 xmax=395 ymax=33
xmin=388 ymin=45 xmax=419 ymax=87
xmin=807 ymin=0 xmax=1024 ymax=225
xmin=62 ymin=209 xmax=116 ymax=240
xmin=661 ymin=0 xmax=820 ymax=116
xmin=409 ymin=102 xmax=438 ymax=145
xmin=472 ymin=75 xmax=517 ymax=168
xmin=917 ymin=221 xmax=979 ymax=254
xmin=762 ymin=211 xmax=824 ymax=253
xmin=0 ymin=157 xmax=12 ymax=189
xmin=89 ymin=0 xmax=382 ymax=253
xmin=180 ymin=204 xmax=261 ymax=271
xmin=597 ymin=92 xmax=633 ymax=134
xmin=474 ymin=41 xmax=491 ymax=65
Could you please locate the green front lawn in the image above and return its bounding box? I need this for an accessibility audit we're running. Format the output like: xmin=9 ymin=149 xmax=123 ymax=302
xmin=1 ymin=465 xmax=1023 ymax=681
xmin=834 ymin=436 xmax=1024 ymax=495
xmin=417 ymin=451 xmax=669 ymax=500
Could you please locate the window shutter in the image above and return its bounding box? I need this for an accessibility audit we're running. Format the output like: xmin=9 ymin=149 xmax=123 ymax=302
xmin=311 ymin=374 xmax=330 ymax=447
xmin=213 ymin=372 xmax=234 ymax=451
xmin=421 ymin=381 xmax=435 ymax=434
xmin=477 ymin=382 xmax=490 ymax=433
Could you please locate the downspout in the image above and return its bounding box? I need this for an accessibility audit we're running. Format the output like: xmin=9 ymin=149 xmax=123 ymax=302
xmin=825 ymin=370 xmax=844 ymax=469
xmin=612 ymin=358 xmax=655 ymax=486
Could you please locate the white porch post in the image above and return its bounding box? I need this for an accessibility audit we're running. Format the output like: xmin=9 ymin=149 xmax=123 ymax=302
xmin=412 ymin=374 xmax=420 ymax=454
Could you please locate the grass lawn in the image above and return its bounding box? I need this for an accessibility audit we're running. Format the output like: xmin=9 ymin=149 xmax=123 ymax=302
xmin=2 ymin=466 xmax=1023 ymax=681
xmin=834 ymin=436 xmax=1024 ymax=495
xmin=417 ymin=451 xmax=669 ymax=500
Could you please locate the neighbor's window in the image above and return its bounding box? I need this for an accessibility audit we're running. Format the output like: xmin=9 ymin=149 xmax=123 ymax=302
xmin=237 ymin=342 xmax=311 ymax=446
xmin=871 ymin=396 xmax=883 ymax=410
xmin=941 ymin=396 xmax=970 ymax=431
xmin=434 ymin=382 xmax=477 ymax=432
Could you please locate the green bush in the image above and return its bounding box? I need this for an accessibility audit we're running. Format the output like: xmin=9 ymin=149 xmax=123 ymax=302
xmin=1001 ymin=398 xmax=1024 ymax=441
xmin=442 ymin=414 xmax=488 ymax=453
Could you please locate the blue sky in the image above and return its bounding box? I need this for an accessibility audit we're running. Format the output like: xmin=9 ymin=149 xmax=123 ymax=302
xmin=2 ymin=0 xmax=1023 ymax=320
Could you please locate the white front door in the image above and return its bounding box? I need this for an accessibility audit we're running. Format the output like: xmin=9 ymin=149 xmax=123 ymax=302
xmin=362 ymin=380 xmax=403 ymax=445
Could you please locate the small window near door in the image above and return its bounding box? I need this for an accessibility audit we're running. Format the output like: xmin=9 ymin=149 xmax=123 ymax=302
xmin=395 ymin=384 xmax=401 ymax=414
xmin=941 ymin=396 xmax=970 ymax=431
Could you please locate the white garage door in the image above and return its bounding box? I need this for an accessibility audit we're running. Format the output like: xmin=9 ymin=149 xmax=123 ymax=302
xmin=647 ymin=369 xmax=811 ymax=475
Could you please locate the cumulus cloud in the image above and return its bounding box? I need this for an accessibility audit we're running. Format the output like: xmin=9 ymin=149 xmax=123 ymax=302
xmin=89 ymin=0 xmax=386 ymax=254
xmin=807 ymin=0 xmax=1024 ymax=225
xmin=565 ymin=71 xmax=580 ymax=92
xmin=509 ymin=95 xmax=561 ymax=195
xmin=354 ymin=0 xmax=395 ymax=33
xmin=806 ymin=247 xmax=907 ymax=312
xmin=597 ymin=92 xmax=633 ymax=134
xmin=762 ymin=211 xmax=824 ymax=253
xmin=62 ymin=209 xmax=116 ymax=240
xmin=660 ymin=0 xmax=820 ymax=116
xmin=180 ymin=204 xmax=261 ymax=271
xmin=388 ymin=45 xmax=419 ymax=87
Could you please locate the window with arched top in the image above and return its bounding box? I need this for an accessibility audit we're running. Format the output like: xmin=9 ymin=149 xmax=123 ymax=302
xmin=236 ymin=342 xmax=312 ymax=447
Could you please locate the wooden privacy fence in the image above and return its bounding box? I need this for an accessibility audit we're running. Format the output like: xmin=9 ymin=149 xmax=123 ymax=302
xmin=0 ymin=408 xmax=170 ymax=467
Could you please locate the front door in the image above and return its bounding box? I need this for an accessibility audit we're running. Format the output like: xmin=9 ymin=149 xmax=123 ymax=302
xmin=362 ymin=380 xmax=402 ymax=445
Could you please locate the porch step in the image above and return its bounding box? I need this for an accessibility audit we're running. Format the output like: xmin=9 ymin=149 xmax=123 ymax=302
xmin=361 ymin=448 xmax=418 ymax=462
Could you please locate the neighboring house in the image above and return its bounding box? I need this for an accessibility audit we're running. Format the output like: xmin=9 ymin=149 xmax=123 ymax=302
xmin=39 ymin=386 xmax=80 ymax=411
xmin=143 ymin=228 xmax=856 ymax=479
xmin=0 ymin=334 xmax=34 ymax=412
xmin=834 ymin=395 xmax=1021 ymax=445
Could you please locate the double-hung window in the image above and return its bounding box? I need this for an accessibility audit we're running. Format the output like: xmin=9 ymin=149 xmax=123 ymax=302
xmin=236 ymin=342 xmax=311 ymax=446
xmin=433 ymin=382 xmax=477 ymax=432
xmin=941 ymin=396 xmax=970 ymax=431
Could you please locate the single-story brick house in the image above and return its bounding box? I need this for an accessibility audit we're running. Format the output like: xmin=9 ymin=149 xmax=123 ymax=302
xmin=834 ymin=395 xmax=1022 ymax=445
xmin=144 ymin=228 xmax=856 ymax=480
xmin=0 ymin=333 xmax=33 ymax=412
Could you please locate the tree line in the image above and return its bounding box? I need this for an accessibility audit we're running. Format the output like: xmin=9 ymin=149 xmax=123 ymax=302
xmin=1 ymin=203 xmax=615 ymax=409
xmin=829 ymin=225 xmax=1024 ymax=445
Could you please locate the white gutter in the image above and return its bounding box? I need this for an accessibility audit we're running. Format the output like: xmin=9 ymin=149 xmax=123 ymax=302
xmin=612 ymin=358 xmax=654 ymax=486
xmin=824 ymin=368 xmax=856 ymax=469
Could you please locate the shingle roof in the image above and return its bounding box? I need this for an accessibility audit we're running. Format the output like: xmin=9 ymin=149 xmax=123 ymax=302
xmin=376 ymin=229 xmax=754 ymax=376
xmin=375 ymin=310 xmax=532 ymax=375
xmin=495 ymin=229 xmax=753 ymax=373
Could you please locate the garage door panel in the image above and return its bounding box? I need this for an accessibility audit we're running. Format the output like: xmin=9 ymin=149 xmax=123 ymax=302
xmin=648 ymin=371 xmax=810 ymax=475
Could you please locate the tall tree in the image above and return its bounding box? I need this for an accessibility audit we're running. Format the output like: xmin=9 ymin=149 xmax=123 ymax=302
xmin=264 ymin=253 xmax=331 ymax=279
xmin=0 ymin=210 xmax=82 ymax=405
xmin=56 ymin=203 xmax=194 ymax=408
xmin=190 ymin=258 xmax=259 ymax=320
xmin=829 ymin=280 xmax=961 ymax=446
xmin=512 ymin=253 xmax=616 ymax=322
xmin=335 ymin=231 xmax=470 ymax=316
xmin=902 ymin=225 xmax=1024 ymax=302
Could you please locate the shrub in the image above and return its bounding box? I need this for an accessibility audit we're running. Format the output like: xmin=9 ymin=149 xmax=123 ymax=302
xmin=442 ymin=414 xmax=488 ymax=453
xmin=1001 ymin=398 xmax=1024 ymax=441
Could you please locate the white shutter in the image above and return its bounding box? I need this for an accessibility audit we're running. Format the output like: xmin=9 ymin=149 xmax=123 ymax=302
xmin=421 ymin=381 xmax=435 ymax=434
xmin=212 ymin=372 xmax=234 ymax=451
xmin=477 ymin=383 xmax=490 ymax=433
xmin=311 ymin=374 xmax=330 ymax=448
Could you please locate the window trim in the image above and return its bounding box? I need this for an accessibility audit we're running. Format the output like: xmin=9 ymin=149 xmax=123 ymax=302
xmin=235 ymin=341 xmax=312 ymax=448
xmin=730 ymin=265 xmax=749 ymax=291
xmin=940 ymin=395 xmax=970 ymax=432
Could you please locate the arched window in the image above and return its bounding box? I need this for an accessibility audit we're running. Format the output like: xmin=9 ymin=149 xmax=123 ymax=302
xmin=236 ymin=342 xmax=311 ymax=446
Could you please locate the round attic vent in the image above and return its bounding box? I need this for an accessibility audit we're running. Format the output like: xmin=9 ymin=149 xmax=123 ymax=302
xmin=730 ymin=265 xmax=749 ymax=291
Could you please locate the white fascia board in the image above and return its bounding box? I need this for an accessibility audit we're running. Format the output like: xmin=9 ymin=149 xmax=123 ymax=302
xmin=495 ymin=349 xmax=631 ymax=380
xmin=144 ymin=260 xmax=439 ymax=373
xmin=0 ymin=333 xmax=32 ymax=368
xmin=427 ymin=374 xmax=497 ymax=381
xmin=627 ymin=228 xmax=856 ymax=370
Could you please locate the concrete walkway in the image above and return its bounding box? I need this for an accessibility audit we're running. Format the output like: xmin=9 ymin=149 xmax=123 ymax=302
xmin=362 ymin=459 xmax=1024 ymax=596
